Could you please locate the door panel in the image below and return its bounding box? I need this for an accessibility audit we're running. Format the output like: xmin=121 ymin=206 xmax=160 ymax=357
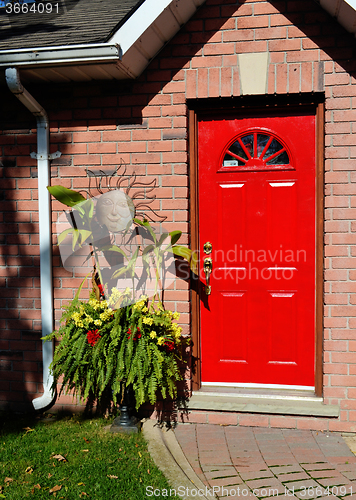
xmin=198 ymin=112 xmax=316 ymax=387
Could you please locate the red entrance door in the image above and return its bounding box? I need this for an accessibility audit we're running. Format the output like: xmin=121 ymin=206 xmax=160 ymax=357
xmin=198 ymin=111 xmax=316 ymax=388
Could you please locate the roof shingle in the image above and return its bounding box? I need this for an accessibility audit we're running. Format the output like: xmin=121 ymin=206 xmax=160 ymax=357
xmin=0 ymin=0 xmax=143 ymax=50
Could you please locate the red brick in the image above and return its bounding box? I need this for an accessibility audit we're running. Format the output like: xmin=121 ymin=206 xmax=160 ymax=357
xmin=286 ymin=50 xmax=319 ymax=63
xmin=197 ymin=68 xmax=208 ymax=98
xmin=208 ymin=412 xmax=238 ymax=425
xmin=238 ymin=414 xmax=269 ymax=427
xmin=223 ymin=29 xmax=254 ymax=42
xmin=270 ymin=38 xmax=301 ymax=52
xmin=269 ymin=416 xmax=297 ymax=429
xmin=329 ymin=420 xmax=356 ymax=432
xmin=235 ymin=41 xmax=267 ymax=53
xmin=332 ymin=257 xmax=356 ymax=269
xmin=296 ymin=418 xmax=328 ymax=431
xmin=276 ymin=64 xmax=288 ymax=94
xmin=232 ymin=66 xmax=240 ymax=96
xmin=208 ymin=67 xmax=219 ymax=98
xmin=325 ymin=73 xmax=350 ymax=86
xmin=204 ymin=42 xmax=235 ymax=56
xmin=148 ymin=118 xmax=172 ymax=129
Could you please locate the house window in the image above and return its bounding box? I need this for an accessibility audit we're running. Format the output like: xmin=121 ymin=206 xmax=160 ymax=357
xmin=221 ymin=130 xmax=293 ymax=172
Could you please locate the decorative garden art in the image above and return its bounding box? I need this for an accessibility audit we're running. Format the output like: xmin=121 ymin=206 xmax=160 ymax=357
xmin=45 ymin=165 xmax=195 ymax=422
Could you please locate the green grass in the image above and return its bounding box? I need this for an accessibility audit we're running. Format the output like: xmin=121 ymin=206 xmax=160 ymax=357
xmin=0 ymin=412 xmax=176 ymax=499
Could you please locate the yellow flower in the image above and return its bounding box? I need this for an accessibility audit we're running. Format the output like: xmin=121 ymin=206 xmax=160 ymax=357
xmin=72 ymin=312 xmax=81 ymax=322
xmin=143 ymin=317 xmax=154 ymax=326
xmin=157 ymin=337 xmax=165 ymax=345
xmin=171 ymin=323 xmax=182 ymax=339
xmin=100 ymin=309 xmax=113 ymax=322
xmin=132 ymin=300 xmax=145 ymax=311
xmin=94 ymin=319 xmax=102 ymax=326
xmin=172 ymin=312 xmax=180 ymax=320
xmin=150 ymin=331 xmax=157 ymax=339
xmin=141 ymin=306 xmax=148 ymax=313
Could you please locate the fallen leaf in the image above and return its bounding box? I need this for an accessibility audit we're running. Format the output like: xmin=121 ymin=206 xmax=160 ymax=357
xmin=30 ymin=484 xmax=41 ymax=494
xmin=77 ymin=482 xmax=85 ymax=486
xmin=81 ymin=449 xmax=89 ymax=452
xmin=48 ymin=473 xmax=53 ymax=479
xmin=135 ymin=444 xmax=138 ymax=448
xmin=138 ymin=451 xmax=142 ymax=458
xmin=107 ymin=475 xmax=118 ymax=479
xmin=83 ymin=437 xmax=90 ymax=443
xmin=49 ymin=485 xmax=62 ymax=494
xmin=147 ymin=469 xmax=150 ymax=474
xmin=51 ymin=454 xmax=67 ymax=462
xmin=79 ymin=493 xmax=88 ymax=498
xmin=25 ymin=467 xmax=33 ymax=474
xmin=4 ymin=477 xmax=13 ymax=483
xmin=23 ymin=427 xmax=34 ymax=433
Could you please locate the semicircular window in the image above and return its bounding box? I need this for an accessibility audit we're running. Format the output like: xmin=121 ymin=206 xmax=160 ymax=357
xmin=222 ymin=131 xmax=292 ymax=171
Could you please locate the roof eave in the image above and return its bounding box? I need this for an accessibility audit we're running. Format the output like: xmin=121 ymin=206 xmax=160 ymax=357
xmin=0 ymin=43 xmax=121 ymax=68
xmin=0 ymin=0 xmax=205 ymax=82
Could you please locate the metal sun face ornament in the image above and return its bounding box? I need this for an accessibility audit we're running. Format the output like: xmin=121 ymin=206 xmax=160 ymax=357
xmin=96 ymin=189 xmax=135 ymax=232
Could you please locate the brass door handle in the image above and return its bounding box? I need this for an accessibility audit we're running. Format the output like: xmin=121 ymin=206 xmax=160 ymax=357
xmin=203 ymin=257 xmax=213 ymax=295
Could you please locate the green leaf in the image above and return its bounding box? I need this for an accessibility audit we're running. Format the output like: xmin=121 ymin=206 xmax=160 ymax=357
xmin=142 ymin=244 xmax=155 ymax=256
xmin=169 ymin=230 xmax=182 ymax=246
xmin=157 ymin=233 xmax=169 ymax=247
xmin=57 ymin=227 xmax=74 ymax=245
xmin=47 ymin=185 xmax=86 ymax=207
xmin=171 ymin=245 xmax=197 ymax=272
xmin=72 ymin=229 xmax=80 ymax=251
xmin=101 ymin=245 xmax=127 ymax=259
xmin=133 ymin=218 xmax=157 ymax=243
xmin=111 ymin=264 xmax=130 ymax=279
xmin=79 ymin=229 xmax=93 ymax=246
xmin=74 ymin=272 xmax=92 ymax=300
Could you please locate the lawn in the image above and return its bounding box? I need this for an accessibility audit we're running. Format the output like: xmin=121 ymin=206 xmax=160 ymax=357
xmin=0 ymin=412 xmax=177 ymax=499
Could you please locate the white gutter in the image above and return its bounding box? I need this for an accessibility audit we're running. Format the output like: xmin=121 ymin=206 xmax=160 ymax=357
xmin=5 ymin=68 xmax=56 ymax=410
xmin=0 ymin=43 xmax=121 ymax=67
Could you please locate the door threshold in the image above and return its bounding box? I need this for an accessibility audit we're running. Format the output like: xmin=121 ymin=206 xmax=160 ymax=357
xmin=196 ymin=384 xmax=322 ymax=402
xmin=184 ymin=386 xmax=339 ymax=418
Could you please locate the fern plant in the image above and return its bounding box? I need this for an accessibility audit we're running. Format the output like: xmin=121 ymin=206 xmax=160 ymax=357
xmin=44 ymin=288 xmax=187 ymax=410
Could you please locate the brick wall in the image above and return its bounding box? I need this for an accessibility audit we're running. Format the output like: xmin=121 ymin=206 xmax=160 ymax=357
xmin=1 ymin=0 xmax=356 ymax=429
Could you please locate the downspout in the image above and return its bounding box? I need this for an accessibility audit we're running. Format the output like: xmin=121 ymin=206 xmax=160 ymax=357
xmin=5 ymin=67 xmax=58 ymax=410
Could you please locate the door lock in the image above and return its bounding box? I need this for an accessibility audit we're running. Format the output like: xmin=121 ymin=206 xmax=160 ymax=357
xmin=203 ymin=241 xmax=213 ymax=255
xmin=203 ymin=257 xmax=213 ymax=295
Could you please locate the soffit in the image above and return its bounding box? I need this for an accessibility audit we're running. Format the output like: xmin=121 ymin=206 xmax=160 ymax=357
xmin=315 ymin=0 xmax=356 ymax=34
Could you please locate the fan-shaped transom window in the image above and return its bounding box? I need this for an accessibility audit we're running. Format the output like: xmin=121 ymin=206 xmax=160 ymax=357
xmin=221 ymin=131 xmax=293 ymax=172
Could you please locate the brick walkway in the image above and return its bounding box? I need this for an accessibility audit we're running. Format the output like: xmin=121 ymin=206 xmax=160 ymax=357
xmin=174 ymin=425 xmax=356 ymax=499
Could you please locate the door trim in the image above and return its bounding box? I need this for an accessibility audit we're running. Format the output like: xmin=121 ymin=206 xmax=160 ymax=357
xmin=188 ymin=97 xmax=324 ymax=398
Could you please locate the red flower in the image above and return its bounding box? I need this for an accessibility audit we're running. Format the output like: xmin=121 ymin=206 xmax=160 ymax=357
xmin=87 ymin=329 xmax=101 ymax=346
xmin=128 ymin=327 xmax=142 ymax=341
xmin=164 ymin=340 xmax=174 ymax=352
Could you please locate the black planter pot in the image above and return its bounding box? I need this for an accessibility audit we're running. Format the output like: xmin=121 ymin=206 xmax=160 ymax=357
xmin=110 ymin=385 xmax=141 ymax=434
